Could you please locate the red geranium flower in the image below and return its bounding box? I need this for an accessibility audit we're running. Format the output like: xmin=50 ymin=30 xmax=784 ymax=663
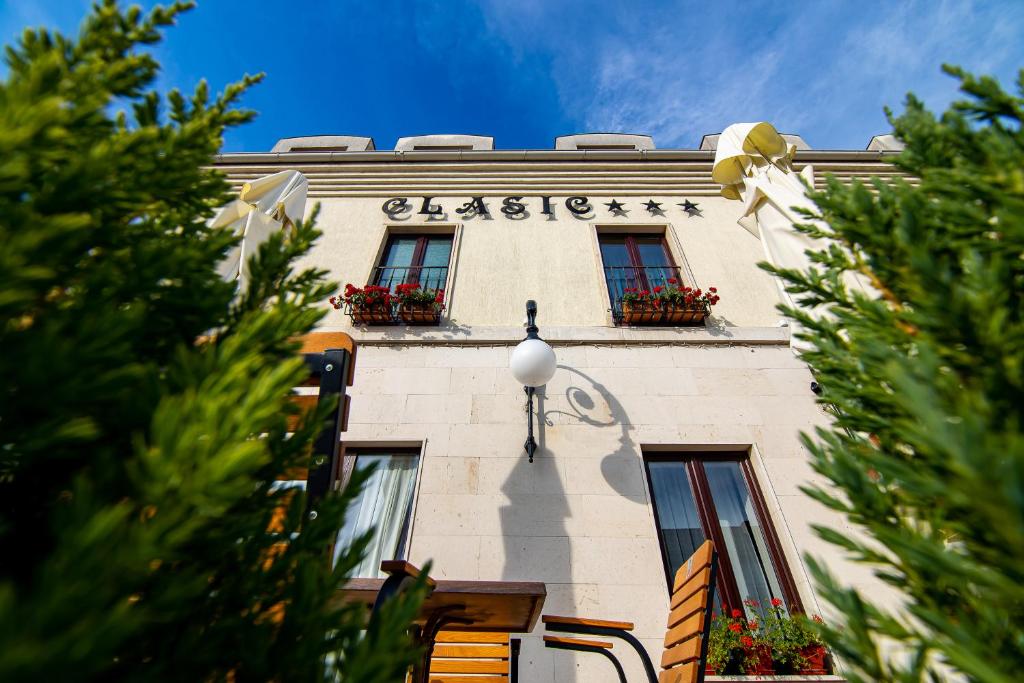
xmin=740 ymin=636 xmax=753 ymax=648
xmin=667 ymin=277 xmax=678 ymax=284
xmin=771 ymin=598 xmax=783 ymax=607
xmin=653 ymin=286 xmax=663 ymax=293
xmin=731 ymin=609 xmax=742 ymax=618
xmin=728 ymin=623 xmax=742 ymax=633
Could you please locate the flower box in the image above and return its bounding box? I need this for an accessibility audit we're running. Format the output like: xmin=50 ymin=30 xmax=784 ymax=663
xmin=663 ymin=305 xmax=707 ymax=325
xmin=619 ymin=280 xmax=719 ymax=326
xmin=622 ymin=300 xmax=663 ymax=324
xmin=398 ymin=302 xmax=442 ymax=324
xmin=350 ymin=303 xmax=393 ymax=325
xmin=799 ymin=645 xmax=829 ymax=675
xmin=747 ymin=645 xmax=775 ymax=675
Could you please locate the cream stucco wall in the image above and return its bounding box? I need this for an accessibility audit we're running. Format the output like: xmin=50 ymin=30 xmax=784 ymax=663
xmin=300 ymin=194 xmax=783 ymax=330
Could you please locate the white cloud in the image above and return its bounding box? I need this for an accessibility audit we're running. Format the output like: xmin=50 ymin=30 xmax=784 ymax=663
xmin=475 ymin=0 xmax=1024 ymax=148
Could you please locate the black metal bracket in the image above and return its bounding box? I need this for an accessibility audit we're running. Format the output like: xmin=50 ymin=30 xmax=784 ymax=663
xmin=544 ymin=622 xmax=658 ymax=683
xmin=524 ymin=386 xmax=537 ymax=463
xmin=511 ymin=638 xmax=522 ymax=683
xmin=305 ymin=348 xmax=349 ymax=509
xmin=544 ymin=638 xmax=627 ymax=683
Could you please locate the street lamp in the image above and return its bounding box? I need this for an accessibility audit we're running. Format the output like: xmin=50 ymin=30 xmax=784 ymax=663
xmin=509 ymin=300 xmax=557 ymax=463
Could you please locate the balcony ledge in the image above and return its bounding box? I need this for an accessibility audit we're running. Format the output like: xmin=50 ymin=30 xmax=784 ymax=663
xmin=707 ymin=677 xmax=845 ymax=682
xmin=316 ymin=323 xmax=791 ymax=346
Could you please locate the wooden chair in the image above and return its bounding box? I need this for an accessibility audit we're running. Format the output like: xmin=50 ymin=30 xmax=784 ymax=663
xmin=428 ymin=631 xmax=521 ymax=683
xmin=542 ymin=540 xmax=717 ymax=683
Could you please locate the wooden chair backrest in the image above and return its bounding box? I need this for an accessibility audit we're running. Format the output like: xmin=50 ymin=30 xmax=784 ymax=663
xmin=428 ymin=631 xmax=511 ymax=683
xmin=659 ymin=540 xmax=716 ymax=683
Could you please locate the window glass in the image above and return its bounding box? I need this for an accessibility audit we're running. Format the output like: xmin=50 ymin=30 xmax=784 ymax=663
xmin=598 ymin=236 xmax=631 ymax=269
xmin=376 ymin=237 xmax=418 ymax=289
xmin=634 ymin=236 xmax=671 ymax=267
xmin=376 ymin=235 xmax=452 ymax=291
xmin=379 ymin=237 xmax=418 ymax=269
xmin=333 ymin=452 xmax=419 ymax=578
xmin=704 ymin=462 xmax=787 ymax=609
xmin=648 ymin=461 xmax=706 ymax=575
xmin=419 ymin=237 xmax=453 ymax=291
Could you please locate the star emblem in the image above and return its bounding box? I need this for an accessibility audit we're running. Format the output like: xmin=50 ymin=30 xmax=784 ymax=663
xmin=643 ymin=199 xmax=665 ymax=215
xmin=605 ymin=199 xmax=628 ymax=215
xmin=679 ymin=199 xmax=700 ymax=213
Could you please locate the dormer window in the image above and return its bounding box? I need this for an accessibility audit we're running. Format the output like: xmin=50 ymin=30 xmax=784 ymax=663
xmin=555 ymin=133 xmax=655 ymax=151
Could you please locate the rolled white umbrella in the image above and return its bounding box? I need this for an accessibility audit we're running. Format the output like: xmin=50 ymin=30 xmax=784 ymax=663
xmin=211 ymin=170 xmax=309 ymax=290
xmin=712 ymin=122 xmax=870 ymax=351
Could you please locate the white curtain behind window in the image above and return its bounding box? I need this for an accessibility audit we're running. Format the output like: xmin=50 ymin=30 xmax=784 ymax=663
xmin=333 ymin=453 xmax=419 ymax=578
xmin=705 ymin=462 xmax=786 ymax=611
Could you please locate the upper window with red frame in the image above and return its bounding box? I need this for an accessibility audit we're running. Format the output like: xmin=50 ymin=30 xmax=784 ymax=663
xmin=374 ymin=234 xmax=453 ymax=293
xmin=598 ymin=233 xmax=684 ymax=323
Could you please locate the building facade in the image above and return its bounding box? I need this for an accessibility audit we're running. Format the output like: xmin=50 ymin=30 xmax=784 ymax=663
xmin=216 ymin=132 xmax=902 ymax=682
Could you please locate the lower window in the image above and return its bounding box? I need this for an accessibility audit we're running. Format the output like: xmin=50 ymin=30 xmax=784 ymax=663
xmin=645 ymin=454 xmax=802 ymax=615
xmin=332 ymin=449 xmax=420 ymax=578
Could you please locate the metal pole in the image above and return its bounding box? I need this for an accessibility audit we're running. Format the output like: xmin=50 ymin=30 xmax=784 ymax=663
xmin=524 ymin=386 xmax=537 ymax=463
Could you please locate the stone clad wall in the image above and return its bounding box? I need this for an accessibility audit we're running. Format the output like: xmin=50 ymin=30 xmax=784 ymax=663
xmin=342 ymin=341 xmax=861 ymax=683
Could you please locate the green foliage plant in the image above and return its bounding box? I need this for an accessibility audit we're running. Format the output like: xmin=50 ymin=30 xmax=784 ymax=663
xmin=764 ymin=66 xmax=1024 ymax=682
xmin=0 ymin=2 xmax=425 ymax=681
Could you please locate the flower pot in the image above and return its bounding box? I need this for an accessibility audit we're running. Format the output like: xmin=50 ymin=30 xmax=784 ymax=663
xmin=745 ymin=645 xmax=775 ymax=675
xmin=398 ymin=302 xmax=441 ymax=324
xmin=798 ymin=645 xmax=829 ymax=675
xmin=350 ymin=304 xmax=393 ymax=325
xmin=621 ymin=300 xmax=663 ymax=324
xmin=663 ymin=305 xmax=707 ymax=325
xmin=711 ymin=649 xmax=745 ymax=675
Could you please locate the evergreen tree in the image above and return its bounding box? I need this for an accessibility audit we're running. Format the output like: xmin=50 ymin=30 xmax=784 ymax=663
xmin=0 ymin=2 xmax=424 ymax=680
xmin=766 ymin=67 xmax=1024 ymax=682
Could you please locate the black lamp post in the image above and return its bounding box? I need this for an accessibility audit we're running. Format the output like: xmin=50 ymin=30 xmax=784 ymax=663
xmin=509 ymin=300 xmax=557 ymax=463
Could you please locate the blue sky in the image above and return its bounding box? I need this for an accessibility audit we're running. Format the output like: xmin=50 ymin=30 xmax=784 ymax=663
xmin=2 ymin=1 xmax=1023 ymax=151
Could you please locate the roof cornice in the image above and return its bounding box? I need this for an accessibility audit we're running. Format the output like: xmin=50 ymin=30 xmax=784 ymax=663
xmin=213 ymin=148 xmax=898 ymax=166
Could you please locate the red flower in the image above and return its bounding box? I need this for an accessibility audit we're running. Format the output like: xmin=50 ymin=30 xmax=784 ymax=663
xmin=744 ymin=598 xmax=760 ymax=607
xmin=731 ymin=609 xmax=742 ymax=618
xmin=728 ymin=623 xmax=742 ymax=633
xmin=434 ymin=292 xmax=444 ymax=304
xmin=747 ymin=620 xmax=759 ymax=630
xmin=771 ymin=598 xmax=783 ymax=607
xmin=740 ymin=636 xmax=754 ymax=648
xmin=667 ymin=277 xmax=678 ymax=285
xmin=639 ymin=290 xmax=650 ymax=297
xmin=653 ymin=286 xmax=663 ymax=293
xmin=708 ymin=286 xmax=717 ymax=293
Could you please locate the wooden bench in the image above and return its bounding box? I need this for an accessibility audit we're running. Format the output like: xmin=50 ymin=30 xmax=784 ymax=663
xmin=542 ymin=540 xmax=717 ymax=683
xmin=428 ymin=631 xmax=521 ymax=683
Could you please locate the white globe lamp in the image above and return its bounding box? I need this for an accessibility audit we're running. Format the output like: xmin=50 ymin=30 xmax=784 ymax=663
xmin=510 ymin=301 xmax=556 ymax=462
xmin=510 ymin=338 xmax=556 ymax=388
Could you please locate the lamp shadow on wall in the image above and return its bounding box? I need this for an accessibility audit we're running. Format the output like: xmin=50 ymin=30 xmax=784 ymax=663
xmin=497 ymin=364 xmax=645 ymax=681
xmin=543 ymin=365 xmax=646 ymax=501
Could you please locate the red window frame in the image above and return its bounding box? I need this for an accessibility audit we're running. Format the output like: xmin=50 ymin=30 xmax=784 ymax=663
xmin=374 ymin=234 xmax=452 ymax=288
xmin=644 ymin=452 xmax=804 ymax=614
xmin=597 ymin=233 xmax=678 ymax=291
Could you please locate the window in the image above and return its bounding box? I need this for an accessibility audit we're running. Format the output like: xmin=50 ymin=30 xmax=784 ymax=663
xmin=374 ymin=234 xmax=453 ymax=294
xmin=598 ymin=233 xmax=682 ymax=323
xmin=333 ymin=449 xmax=420 ymax=578
xmin=645 ymin=454 xmax=802 ymax=615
